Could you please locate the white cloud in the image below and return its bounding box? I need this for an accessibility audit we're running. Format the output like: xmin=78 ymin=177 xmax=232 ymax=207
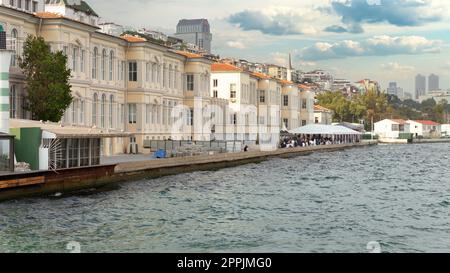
xmin=300 ymin=35 xmax=442 ymax=61
xmin=226 ymin=41 xmax=247 ymax=49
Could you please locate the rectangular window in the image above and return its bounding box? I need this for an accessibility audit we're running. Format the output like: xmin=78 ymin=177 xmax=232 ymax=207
xmin=213 ymin=90 xmax=218 ymax=98
xmin=259 ymin=90 xmax=265 ymax=103
xmin=128 ymin=103 xmax=137 ymax=124
xmin=25 ymin=0 xmax=30 ymax=11
xmin=146 ymin=104 xmax=150 ymax=125
xmin=80 ymin=50 xmax=85 ymax=72
xmin=230 ymin=84 xmax=236 ymax=99
xmin=128 ymin=61 xmax=137 ymax=82
xmin=302 ymin=120 xmax=307 ymax=126
xmin=18 ymin=0 xmax=22 ymax=9
xmin=68 ymin=139 xmax=79 ymax=168
xmin=213 ymin=79 xmax=218 ymax=87
xmin=302 ymin=99 xmax=307 ymax=109
xmin=186 ymin=74 xmax=194 ymax=91
xmin=32 ymin=1 xmax=37 ymax=12
xmin=72 ymin=47 xmax=78 ymax=72
xmin=283 ymin=119 xmax=289 ymax=128
xmin=283 ymin=95 xmax=289 ymax=107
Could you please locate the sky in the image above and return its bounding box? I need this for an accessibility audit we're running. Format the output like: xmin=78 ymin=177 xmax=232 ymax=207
xmin=89 ymin=0 xmax=450 ymax=93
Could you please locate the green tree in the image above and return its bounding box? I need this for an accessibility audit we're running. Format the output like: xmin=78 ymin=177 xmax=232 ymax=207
xmin=19 ymin=36 xmax=72 ymax=122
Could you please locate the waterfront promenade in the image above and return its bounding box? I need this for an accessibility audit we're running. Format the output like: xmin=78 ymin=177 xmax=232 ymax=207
xmin=0 ymin=141 xmax=377 ymax=201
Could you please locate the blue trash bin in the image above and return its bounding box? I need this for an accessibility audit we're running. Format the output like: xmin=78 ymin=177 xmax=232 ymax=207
xmin=154 ymin=149 xmax=166 ymax=158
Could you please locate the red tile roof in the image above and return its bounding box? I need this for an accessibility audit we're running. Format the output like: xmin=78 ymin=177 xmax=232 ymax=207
xmin=251 ymin=72 xmax=271 ymax=79
xmin=314 ymin=105 xmax=332 ymax=112
xmin=175 ymin=51 xmax=202 ymax=59
xmin=279 ymin=79 xmax=294 ymax=85
xmin=35 ymin=12 xmax=63 ymax=19
xmin=414 ymin=120 xmax=440 ymax=126
xmin=211 ymin=63 xmax=242 ymax=72
xmin=121 ymin=34 xmax=147 ymax=43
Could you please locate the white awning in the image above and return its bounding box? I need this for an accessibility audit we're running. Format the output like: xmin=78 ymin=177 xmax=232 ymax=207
xmin=10 ymin=119 xmax=133 ymax=139
xmin=288 ymin=124 xmax=362 ymax=135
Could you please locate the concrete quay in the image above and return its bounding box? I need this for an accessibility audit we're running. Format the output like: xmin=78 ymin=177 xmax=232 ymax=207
xmin=0 ymin=141 xmax=377 ymax=201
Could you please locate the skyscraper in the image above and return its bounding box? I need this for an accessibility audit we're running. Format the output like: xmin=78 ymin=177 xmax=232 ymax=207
xmin=415 ymin=74 xmax=426 ymax=100
xmin=174 ymin=19 xmax=212 ymax=53
xmin=387 ymin=82 xmax=398 ymax=96
xmin=428 ymin=74 xmax=439 ymax=92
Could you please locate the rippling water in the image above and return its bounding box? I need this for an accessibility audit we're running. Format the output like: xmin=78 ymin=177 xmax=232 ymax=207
xmin=1 ymin=143 xmax=450 ymax=253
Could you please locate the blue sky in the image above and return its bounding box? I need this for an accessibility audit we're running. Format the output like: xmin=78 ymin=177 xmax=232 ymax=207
xmin=90 ymin=0 xmax=450 ymax=93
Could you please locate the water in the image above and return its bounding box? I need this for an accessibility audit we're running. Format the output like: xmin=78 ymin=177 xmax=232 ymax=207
xmin=1 ymin=143 xmax=450 ymax=253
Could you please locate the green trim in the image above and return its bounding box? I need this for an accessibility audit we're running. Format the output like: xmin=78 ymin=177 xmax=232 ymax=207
xmin=0 ymin=88 xmax=9 ymax=96
xmin=0 ymin=73 xmax=9 ymax=81
xmin=0 ymin=104 xmax=10 ymax=111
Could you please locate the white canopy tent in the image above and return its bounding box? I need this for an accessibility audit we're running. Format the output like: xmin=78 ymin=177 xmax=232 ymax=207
xmin=288 ymin=124 xmax=362 ymax=135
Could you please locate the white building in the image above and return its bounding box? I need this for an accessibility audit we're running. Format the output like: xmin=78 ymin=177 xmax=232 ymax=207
xmin=374 ymin=119 xmax=410 ymax=139
xmin=98 ymin=22 xmax=124 ymax=37
xmin=314 ymin=105 xmax=333 ymax=125
xmin=441 ymin=124 xmax=450 ymax=137
xmin=44 ymin=0 xmax=99 ymax=26
xmin=211 ymin=63 xmax=258 ymax=142
xmin=406 ymin=120 xmax=441 ymax=138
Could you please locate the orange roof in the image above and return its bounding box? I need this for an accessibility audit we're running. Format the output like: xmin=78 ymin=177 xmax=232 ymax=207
xmin=314 ymin=105 xmax=332 ymax=112
xmin=251 ymin=72 xmax=271 ymax=79
xmin=211 ymin=63 xmax=242 ymax=72
xmin=414 ymin=120 xmax=440 ymax=126
xmin=175 ymin=51 xmax=202 ymax=59
xmin=121 ymin=34 xmax=147 ymax=43
xmin=279 ymin=79 xmax=294 ymax=85
xmin=298 ymin=84 xmax=311 ymax=90
xmin=35 ymin=12 xmax=63 ymax=19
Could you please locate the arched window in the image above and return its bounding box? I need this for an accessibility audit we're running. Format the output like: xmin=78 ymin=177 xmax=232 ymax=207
xmin=101 ymin=94 xmax=106 ymax=128
xmin=109 ymin=95 xmax=114 ymax=128
xmin=9 ymin=85 xmax=16 ymax=118
xmin=109 ymin=50 xmax=114 ymax=81
xmin=101 ymin=49 xmax=107 ymax=80
xmin=10 ymin=29 xmax=18 ymax=67
xmin=92 ymin=47 xmax=98 ymax=79
xmin=92 ymin=93 xmax=98 ymax=126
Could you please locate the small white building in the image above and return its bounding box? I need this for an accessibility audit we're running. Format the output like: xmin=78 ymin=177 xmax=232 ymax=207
xmin=374 ymin=119 xmax=410 ymax=139
xmin=441 ymin=124 xmax=450 ymax=137
xmin=406 ymin=120 xmax=441 ymax=138
xmin=44 ymin=0 xmax=99 ymax=26
xmin=314 ymin=105 xmax=333 ymax=125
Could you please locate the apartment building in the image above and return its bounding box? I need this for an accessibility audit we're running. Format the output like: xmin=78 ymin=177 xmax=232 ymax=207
xmin=0 ymin=3 xmax=219 ymax=156
xmin=211 ymin=63 xmax=258 ymax=142
xmin=280 ymin=80 xmax=300 ymax=130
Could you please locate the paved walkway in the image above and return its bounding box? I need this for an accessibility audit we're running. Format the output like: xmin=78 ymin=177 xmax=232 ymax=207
xmin=101 ymin=154 xmax=156 ymax=165
xmin=114 ymin=141 xmax=377 ymax=174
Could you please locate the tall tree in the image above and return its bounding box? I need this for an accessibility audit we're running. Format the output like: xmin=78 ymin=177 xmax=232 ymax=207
xmin=19 ymin=35 xmax=72 ymax=122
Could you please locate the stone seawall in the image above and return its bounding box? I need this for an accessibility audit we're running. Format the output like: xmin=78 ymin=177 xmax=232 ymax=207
xmin=0 ymin=141 xmax=377 ymax=201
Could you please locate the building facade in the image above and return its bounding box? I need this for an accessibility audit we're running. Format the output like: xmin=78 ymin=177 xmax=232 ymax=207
xmin=0 ymin=4 xmax=220 ymax=156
